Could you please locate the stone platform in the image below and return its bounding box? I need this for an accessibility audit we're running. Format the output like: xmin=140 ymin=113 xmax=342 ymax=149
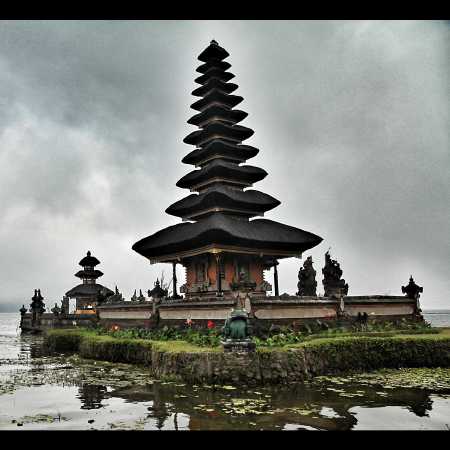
xmin=20 ymin=295 xmax=421 ymax=333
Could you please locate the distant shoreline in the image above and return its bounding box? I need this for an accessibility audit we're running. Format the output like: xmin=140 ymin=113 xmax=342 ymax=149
xmin=1 ymin=308 xmax=450 ymax=313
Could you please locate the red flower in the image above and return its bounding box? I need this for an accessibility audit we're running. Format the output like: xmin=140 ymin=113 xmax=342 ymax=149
xmin=207 ymin=320 xmax=215 ymax=329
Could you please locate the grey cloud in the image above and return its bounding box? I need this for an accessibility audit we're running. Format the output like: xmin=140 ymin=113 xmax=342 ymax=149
xmin=0 ymin=20 xmax=448 ymax=309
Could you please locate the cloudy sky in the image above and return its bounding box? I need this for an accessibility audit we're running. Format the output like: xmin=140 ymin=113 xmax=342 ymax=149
xmin=0 ymin=20 xmax=448 ymax=310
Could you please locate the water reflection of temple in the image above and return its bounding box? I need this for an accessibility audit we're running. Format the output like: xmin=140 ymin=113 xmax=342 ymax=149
xmin=103 ymin=381 xmax=436 ymax=431
xmin=77 ymin=384 xmax=109 ymax=409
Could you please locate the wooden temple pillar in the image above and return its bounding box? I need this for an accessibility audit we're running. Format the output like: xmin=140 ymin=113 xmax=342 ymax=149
xmin=215 ymin=254 xmax=222 ymax=295
xmin=172 ymin=261 xmax=178 ymax=298
xmin=273 ymin=260 xmax=279 ymax=297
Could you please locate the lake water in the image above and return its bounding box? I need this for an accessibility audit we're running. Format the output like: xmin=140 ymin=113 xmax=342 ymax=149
xmin=1 ymin=312 xmax=450 ymax=430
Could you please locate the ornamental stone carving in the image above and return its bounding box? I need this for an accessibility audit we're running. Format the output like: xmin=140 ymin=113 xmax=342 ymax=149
xmin=297 ymin=256 xmax=317 ymax=296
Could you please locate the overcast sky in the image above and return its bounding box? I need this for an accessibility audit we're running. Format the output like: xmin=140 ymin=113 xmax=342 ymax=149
xmin=0 ymin=20 xmax=448 ymax=310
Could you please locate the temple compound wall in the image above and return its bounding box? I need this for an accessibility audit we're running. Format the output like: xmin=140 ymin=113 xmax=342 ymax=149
xmin=94 ymin=295 xmax=419 ymax=331
xmin=20 ymin=295 xmax=420 ymax=333
xmin=20 ymin=313 xmax=97 ymax=332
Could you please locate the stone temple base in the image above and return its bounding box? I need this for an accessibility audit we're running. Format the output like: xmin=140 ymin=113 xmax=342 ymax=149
xmin=222 ymin=340 xmax=256 ymax=353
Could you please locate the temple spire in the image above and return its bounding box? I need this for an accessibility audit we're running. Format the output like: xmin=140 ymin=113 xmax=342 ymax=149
xmin=165 ymin=40 xmax=282 ymax=223
xmin=132 ymin=41 xmax=322 ymax=269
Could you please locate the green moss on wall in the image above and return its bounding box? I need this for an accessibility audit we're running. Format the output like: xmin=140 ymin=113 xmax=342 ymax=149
xmin=43 ymin=328 xmax=450 ymax=385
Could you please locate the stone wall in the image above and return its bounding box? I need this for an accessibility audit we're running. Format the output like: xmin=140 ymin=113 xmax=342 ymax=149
xmin=20 ymin=313 xmax=97 ymax=332
xmin=155 ymin=295 xmax=418 ymax=327
xmin=21 ymin=295 xmax=420 ymax=333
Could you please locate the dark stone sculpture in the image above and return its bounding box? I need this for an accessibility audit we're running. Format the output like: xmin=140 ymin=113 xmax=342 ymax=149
xmin=230 ymin=270 xmax=257 ymax=292
xmin=29 ymin=289 xmax=46 ymax=328
xmin=402 ymin=275 xmax=424 ymax=315
xmin=19 ymin=304 xmax=28 ymax=330
xmin=104 ymin=286 xmax=124 ymax=304
xmin=221 ymin=308 xmax=256 ymax=352
xmin=51 ymin=303 xmax=61 ymax=316
xmin=97 ymin=287 xmax=114 ymax=305
xmin=322 ymin=251 xmax=348 ymax=298
xmin=30 ymin=289 xmax=45 ymax=314
xmin=402 ymin=275 xmax=423 ymax=300
xmin=61 ymin=296 xmax=69 ymax=315
xmin=297 ymin=256 xmax=317 ymax=296
xmin=137 ymin=289 xmax=146 ymax=303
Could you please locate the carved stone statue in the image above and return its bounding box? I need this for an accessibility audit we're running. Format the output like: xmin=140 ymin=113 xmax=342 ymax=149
xmin=322 ymin=251 xmax=348 ymax=298
xmin=104 ymin=286 xmax=124 ymax=304
xmin=221 ymin=307 xmax=255 ymax=352
xmin=137 ymin=289 xmax=146 ymax=303
xmin=297 ymin=256 xmax=317 ymax=296
xmin=61 ymin=296 xmax=69 ymax=315
xmin=30 ymin=289 xmax=45 ymax=314
xmin=51 ymin=302 xmax=61 ymax=316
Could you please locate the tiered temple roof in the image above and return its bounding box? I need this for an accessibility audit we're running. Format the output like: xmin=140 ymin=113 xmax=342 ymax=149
xmin=133 ymin=40 xmax=322 ymax=263
xmin=66 ymin=251 xmax=113 ymax=298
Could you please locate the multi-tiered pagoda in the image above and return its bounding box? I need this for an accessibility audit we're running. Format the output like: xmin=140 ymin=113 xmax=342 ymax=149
xmin=132 ymin=40 xmax=323 ymax=298
xmin=66 ymin=251 xmax=113 ymax=311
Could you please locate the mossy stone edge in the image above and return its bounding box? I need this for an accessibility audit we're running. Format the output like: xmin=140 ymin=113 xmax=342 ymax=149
xmin=43 ymin=328 xmax=450 ymax=385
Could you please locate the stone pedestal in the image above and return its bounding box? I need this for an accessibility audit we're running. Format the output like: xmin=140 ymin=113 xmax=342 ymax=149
xmin=222 ymin=340 xmax=256 ymax=353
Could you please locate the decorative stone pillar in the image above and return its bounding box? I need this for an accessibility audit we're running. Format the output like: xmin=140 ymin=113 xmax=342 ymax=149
xmin=19 ymin=304 xmax=27 ymax=329
xmin=51 ymin=303 xmax=61 ymax=316
xmin=148 ymin=279 xmax=168 ymax=325
xmin=402 ymin=275 xmax=423 ymax=316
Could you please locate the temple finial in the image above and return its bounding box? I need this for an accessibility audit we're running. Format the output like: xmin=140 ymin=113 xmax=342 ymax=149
xmin=87 ymin=251 xmax=91 ymax=256
xmin=211 ymin=39 xmax=218 ymax=45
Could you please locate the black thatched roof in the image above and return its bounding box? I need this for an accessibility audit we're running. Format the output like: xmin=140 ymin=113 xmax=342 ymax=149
xmin=198 ymin=40 xmax=229 ymax=62
xmin=176 ymin=160 xmax=267 ymax=190
xmin=65 ymin=283 xmax=113 ymax=298
xmin=132 ymin=213 xmax=323 ymax=259
xmin=183 ymin=122 xmax=254 ymax=147
xmin=192 ymin=79 xmax=238 ymax=97
xmin=182 ymin=140 xmax=258 ymax=166
xmin=190 ymin=90 xmax=243 ymax=112
xmin=196 ymin=60 xmax=231 ymax=74
xmin=166 ymin=186 xmax=280 ymax=219
xmin=195 ymin=69 xmax=235 ymax=85
xmin=75 ymin=269 xmax=104 ymax=279
xmin=79 ymin=251 xmax=100 ymax=267
xmin=132 ymin=40 xmax=323 ymax=262
xmin=187 ymin=105 xmax=247 ymax=127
